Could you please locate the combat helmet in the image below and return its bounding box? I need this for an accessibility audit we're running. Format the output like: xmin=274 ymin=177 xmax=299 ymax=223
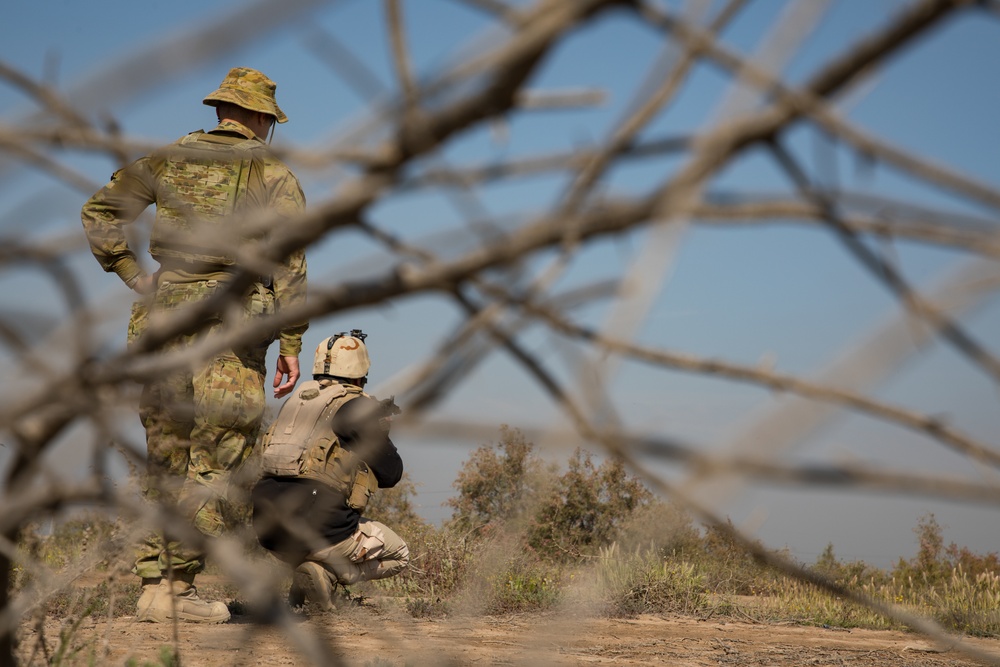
xmin=313 ymin=330 xmax=371 ymax=379
xmin=203 ymin=67 xmax=288 ymax=123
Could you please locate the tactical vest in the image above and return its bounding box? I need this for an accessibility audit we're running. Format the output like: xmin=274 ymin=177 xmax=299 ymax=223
xmin=260 ymin=380 xmax=380 ymax=512
xmin=149 ymin=132 xmax=263 ymax=266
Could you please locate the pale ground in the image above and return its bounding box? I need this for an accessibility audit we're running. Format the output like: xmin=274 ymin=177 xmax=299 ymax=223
xmin=17 ymin=600 xmax=1000 ymax=667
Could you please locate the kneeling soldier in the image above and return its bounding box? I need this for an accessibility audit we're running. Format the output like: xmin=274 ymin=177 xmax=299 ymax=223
xmin=251 ymin=330 xmax=409 ymax=609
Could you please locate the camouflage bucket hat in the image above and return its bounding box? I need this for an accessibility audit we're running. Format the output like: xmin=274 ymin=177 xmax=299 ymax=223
xmin=203 ymin=67 xmax=288 ymax=123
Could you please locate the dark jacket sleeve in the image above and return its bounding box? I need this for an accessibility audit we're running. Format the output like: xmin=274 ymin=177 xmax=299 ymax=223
xmin=330 ymin=395 xmax=403 ymax=488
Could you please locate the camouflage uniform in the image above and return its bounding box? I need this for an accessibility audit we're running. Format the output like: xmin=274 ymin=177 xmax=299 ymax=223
xmin=81 ymin=68 xmax=307 ymax=582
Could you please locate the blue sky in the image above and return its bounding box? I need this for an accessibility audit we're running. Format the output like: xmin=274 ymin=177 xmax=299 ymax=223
xmin=2 ymin=0 xmax=999 ymax=568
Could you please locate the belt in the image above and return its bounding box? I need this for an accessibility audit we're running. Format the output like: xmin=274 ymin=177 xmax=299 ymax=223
xmin=157 ymin=260 xmax=272 ymax=289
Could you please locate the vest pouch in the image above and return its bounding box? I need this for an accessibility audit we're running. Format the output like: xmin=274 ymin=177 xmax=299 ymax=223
xmin=260 ymin=442 xmax=307 ymax=477
xmin=346 ymin=463 xmax=378 ymax=512
xmin=243 ymin=282 xmax=277 ymax=345
xmin=127 ymin=296 xmax=151 ymax=349
xmin=309 ymin=443 xmax=369 ymax=511
xmin=303 ymin=438 xmax=340 ymax=481
xmin=146 ymin=280 xmax=223 ymax=338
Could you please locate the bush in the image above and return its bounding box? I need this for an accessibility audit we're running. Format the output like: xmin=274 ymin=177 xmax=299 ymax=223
xmin=370 ymin=520 xmax=476 ymax=602
xmin=891 ymin=513 xmax=1000 ymax=590
xmin=595 ymin=543 xmax=709 ymax=617
xmin=468 ymin=536 xmax=561 ymax=615
xmin=445 ymin=425 xmax=547 ymax=533
xmin=13 ymin=514 xmax=125 ymax=594
xmin=945 ymin=544 xmax=1000 ymax=580
xmin=16 ymin=514 xmax=121 ymax=574
xmin=812 ymin=543 xmax=887 ymax=588
xmin=692 ymin=519 xmax=780 ymax=596
xmin=487 ymin=557 xmax=561 ymax=614
xmin=616 ymin=500 xmax=701 ymax=558
xmin=365 ymin=472 xmax=424 ymax=532
xmin=526 ymin=449 xmax=652 ymax=561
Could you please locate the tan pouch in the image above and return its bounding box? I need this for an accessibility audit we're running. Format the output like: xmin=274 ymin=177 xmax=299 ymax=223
xmin=243 ymin=282 xmax=277 ymax=345
xmin=127 ymin=297 xmax=151 ymax=348
xmin=346 ymin=463 xmax=380 ymax=512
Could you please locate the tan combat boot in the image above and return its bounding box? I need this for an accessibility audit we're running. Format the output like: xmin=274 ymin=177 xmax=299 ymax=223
xmin=135 ymin=577 xmax=162 ymax=619
xmin=291 ymin=562 xmax=335 ymax=612
xmin=136 ymin=575 xmax=230 ymax=624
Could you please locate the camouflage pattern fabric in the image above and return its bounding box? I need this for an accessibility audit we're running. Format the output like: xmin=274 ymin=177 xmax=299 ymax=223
xmin=127 ymin=297 xmax=151 ymax=348
xmin=81 ymin=114 xmax=308 ymax=579
xmin=81 ymin=119 xmax=308 ymax=356
xmin=146 ymin=135 xmax=256 ymax=267
xmin=133 ymin=280 xmax=268 ymax=578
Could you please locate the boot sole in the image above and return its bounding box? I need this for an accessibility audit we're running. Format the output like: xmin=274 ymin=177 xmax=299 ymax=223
xmin=137 ymin=608 xmax=231 ymax=624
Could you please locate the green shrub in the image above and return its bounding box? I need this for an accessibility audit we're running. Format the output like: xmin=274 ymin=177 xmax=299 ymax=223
xmin=616 ymin=500 xmax=701 ymax=558
xmin=595 ymin=543 xmax=708 ymax=617
xmin=483 ymin=554 xmax=561 ymax=614
xmin=698 ymin=519 xmax=780 ymax=596
xmin=891 ymin=513 xmax=950 ymax=587
xmin=526 ymin=449 xmax=652 ymax=561
xmin=811 ymin=543 xmax=888 ymax=589
xmin=445 ymin=429 xmax=657 ymax=564
xmin=16 ymin=514 xmax=121 ymax=580
xmin=371 ymin=520 xmax=475 ymax=602
xmin=366 ymin=473 xmax=424 ymax=531
xmin=445 ymin=425 xmax=548 ymax=533
xmin=945 ymin=544 xmax=1000 ymax=580
xmin=891 ymin=513 xmax=1000 ymax=590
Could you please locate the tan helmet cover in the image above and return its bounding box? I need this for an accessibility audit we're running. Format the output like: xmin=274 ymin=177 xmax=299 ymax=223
xmin=203 ymin=66 xmax=288 ymax=123
xmin=313 ymin=335 xmax=371 ymax=378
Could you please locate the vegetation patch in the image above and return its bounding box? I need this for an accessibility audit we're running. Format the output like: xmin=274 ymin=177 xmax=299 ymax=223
xmin=13 ymin=428 xmax=1000 ymax=644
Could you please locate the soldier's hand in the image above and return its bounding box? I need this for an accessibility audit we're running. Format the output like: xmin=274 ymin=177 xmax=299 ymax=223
xmin=274 ymin=354 xmax=300 ymax=398
xmin=131 ymin=274 xmax=157 ymax=295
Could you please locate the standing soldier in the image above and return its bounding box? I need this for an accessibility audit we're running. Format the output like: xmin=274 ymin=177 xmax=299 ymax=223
xmin=251 ymin=330 xmax=409 ymax=611
xmin=81 ymin=67 xmax=308 ymax=623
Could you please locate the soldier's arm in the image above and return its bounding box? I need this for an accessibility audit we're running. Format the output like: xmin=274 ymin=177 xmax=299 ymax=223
xmin=332 ymin=397 xmax=404 ymax=489
xmin=80 ymin=158 xmax=157 ymax=289
xmin=267 ymin=167 xmax=308 ymax=357
xmin=274 ymin=247 xmax=307 ymax=357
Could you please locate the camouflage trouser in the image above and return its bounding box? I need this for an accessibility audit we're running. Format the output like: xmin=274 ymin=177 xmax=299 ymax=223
xmin=307 ymin=519 xmax=410 ymax=586
xmin=131 ymin=279 xmax=274 ymax=578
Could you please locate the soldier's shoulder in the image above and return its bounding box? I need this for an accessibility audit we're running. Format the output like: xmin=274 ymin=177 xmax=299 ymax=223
xmin=259 ymin=155 xmax=302 ymax=186
xmin=169 ymin=130 xmax=208 ymax=146
xmin=340 ymin=393 xmax=384 ymax=423
xmin=149 ymin=131 xmax=207 ymax=158
xmin=256 ymin=149 xmax=295 ymax=171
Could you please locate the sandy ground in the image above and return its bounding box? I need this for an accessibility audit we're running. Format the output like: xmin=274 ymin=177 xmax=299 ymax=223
xmin=17 ymin=600 xmax=1000 ymax=667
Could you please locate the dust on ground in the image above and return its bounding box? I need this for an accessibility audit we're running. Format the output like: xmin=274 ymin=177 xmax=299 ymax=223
xmin=17 ymin=598 xmax=1000 ymax=667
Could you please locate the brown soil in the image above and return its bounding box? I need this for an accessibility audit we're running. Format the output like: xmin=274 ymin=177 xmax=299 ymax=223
xmin=17 ymin=601 xmax=1000 ymax=667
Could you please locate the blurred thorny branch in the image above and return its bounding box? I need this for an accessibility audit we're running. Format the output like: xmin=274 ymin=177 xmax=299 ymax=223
xmin=2 ymin=0 xmax=1000 ymax=664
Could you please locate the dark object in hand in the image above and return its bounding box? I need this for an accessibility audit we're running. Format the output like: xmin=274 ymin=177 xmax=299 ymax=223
xmin=379 ymin=395 xmax=401 ymax=417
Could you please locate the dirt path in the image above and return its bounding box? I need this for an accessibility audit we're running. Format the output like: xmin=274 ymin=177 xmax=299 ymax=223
xmin=18 ymin=603 xmax=1000 ymax=667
